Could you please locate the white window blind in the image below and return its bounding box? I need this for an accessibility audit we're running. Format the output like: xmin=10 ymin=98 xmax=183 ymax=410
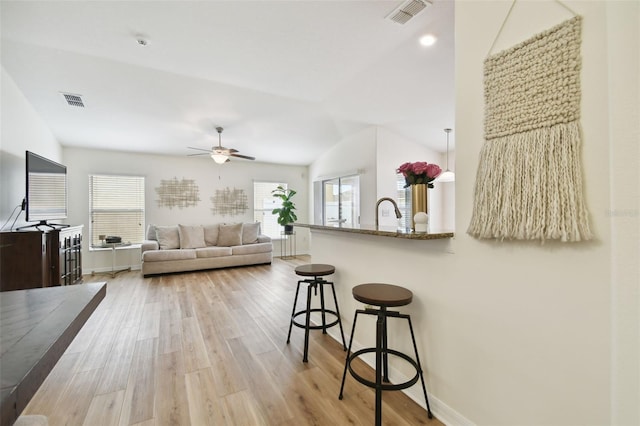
xmin=397 ymin=173 xmax=410 ymax=231
xmin=253 ymin=181 xmax=286 ymax=239
xmin=89 ymin=175 xmax=145 ymax=245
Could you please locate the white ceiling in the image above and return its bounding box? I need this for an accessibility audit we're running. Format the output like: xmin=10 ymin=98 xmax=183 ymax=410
xmin=1 ymin=0 xmax=454 ymax=166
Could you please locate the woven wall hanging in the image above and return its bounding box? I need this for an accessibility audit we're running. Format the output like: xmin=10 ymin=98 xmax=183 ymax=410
xmin=155 ymin=177 xmax=200 ymax=209
xmin=467 ymin=12 xmax=592 ymax=242
xmin=210 ymin=187 xmax=248 ymax=216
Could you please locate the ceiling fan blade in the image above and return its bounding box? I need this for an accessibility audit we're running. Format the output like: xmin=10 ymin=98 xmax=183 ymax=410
xmin=187 ymin=146 xmax=211 ymax=152
xmin=230 ymin=153 xmax=255 ymax=160
xmin=187 ymin=152 xmax=209 ymax=156
xmin=217 ymin=146 xmax=238 ymax=154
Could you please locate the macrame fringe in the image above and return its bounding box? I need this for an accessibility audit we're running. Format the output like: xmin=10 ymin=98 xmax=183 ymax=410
xmin=467 ymin=122 xmax=592 ymax=242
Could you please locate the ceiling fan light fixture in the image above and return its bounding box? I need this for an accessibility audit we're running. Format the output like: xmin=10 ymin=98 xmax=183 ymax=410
xmin=211 ymin=153 xmax=228 ymax=164
xmin=188 ymin=125 xmax=255 ymax=163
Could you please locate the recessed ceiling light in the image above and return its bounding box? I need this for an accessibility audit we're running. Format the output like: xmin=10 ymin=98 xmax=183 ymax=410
xmin=419 ymin=34 xmax=437 ymax=47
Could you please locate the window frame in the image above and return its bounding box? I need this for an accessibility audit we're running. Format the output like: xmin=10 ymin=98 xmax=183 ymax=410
xmin=89 ymin=174 xmax=145 ymax=246
xmin=397 ymin=173 xmax=411 ymax=231
xmin=253 ymin=180 xmax=287 ymax=240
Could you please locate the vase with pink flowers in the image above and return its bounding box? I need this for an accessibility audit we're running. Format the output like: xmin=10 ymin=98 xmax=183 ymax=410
xmin=396 ymin=162 xmax=442 ymax=231
xmin=396 ymin=162 xmax=442 ymax=188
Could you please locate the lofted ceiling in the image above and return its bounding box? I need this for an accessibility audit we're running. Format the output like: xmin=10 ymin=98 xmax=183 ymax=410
xmin=1 ymin=0 xmax=454 ymax=166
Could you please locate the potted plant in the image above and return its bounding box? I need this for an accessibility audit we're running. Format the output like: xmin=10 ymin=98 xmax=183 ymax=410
xmin=272 ymin=185 xmax=298 ymax=234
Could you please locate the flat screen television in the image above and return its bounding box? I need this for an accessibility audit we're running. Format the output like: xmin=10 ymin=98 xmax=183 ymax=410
xmin=24 ymin=150 xmax=68 ymax=227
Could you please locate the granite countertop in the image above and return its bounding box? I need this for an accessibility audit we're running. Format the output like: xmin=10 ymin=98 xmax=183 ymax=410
xmin=294 ymin=224 xmax=454 ymax=240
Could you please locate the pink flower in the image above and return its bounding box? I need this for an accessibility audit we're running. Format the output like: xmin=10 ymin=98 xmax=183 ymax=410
xmin=396 ymin=161 xmax=442 ymax=188
xmin=396 ymin=162 xmax=413 ymax=176
xmin=411 ymin=162 xmax=430 ymax=175
xmin=426 ymin=164 xmax=442 ymax=178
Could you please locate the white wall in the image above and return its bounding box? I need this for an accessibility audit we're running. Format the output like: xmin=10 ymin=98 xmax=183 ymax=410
xmin=455 ymin=4 xmax=615 ymax=423
xmin=606 ymin=2 xmax=640 ymax=424
xmin=308 ymin=126 xmax=377 ymax=225
xmin=64 ymin=147 xmax=309 ymax=272
xmin=308 ymin=1 xmax=639 ymax=425
xmin=0 ymin=66 xmax=62 ymax=229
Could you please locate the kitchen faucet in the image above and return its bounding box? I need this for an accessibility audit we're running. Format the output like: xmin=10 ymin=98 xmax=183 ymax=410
xmin=375 ymin=197 xmax=402 ymax=229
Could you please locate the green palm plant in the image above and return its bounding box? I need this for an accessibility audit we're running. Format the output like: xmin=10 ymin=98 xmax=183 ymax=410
xmin=272 ymin=185 xmax=298 ymax=233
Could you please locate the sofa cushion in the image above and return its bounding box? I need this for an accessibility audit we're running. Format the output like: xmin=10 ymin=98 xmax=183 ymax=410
xmin=156 ymin=226 xmax=180 ymax=250
xmin=143 ymin=248 xmax=196 ymax=262
xmin=217 ymin=223 xmax=243 ymax=247
xmin=232 ymin=242 xmax=273 ymax=256
xmin=203 ymin=224 xmax=219 ymax=246
xmin=178 ymin=224 xmax=206 ymax=249
xmin=141 ymin=240 xmax=160 ymax=254
xmin=146 ymin=224 xmax=157 ymax=241
xmin=242 ymin=222 xmax=260 ymax=244
xmin=195 ymin=246 xmax=232 ymax=258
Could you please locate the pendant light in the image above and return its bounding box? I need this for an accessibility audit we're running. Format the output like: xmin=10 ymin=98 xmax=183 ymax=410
xmin=437 ymin=128 xmax=455 ymax=182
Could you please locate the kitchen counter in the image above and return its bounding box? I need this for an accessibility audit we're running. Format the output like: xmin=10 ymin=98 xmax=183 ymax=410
xmin=1 ymin=282 xmax=107 ymax=425
xmin=295 ymin=224 xmax=453 ymax=240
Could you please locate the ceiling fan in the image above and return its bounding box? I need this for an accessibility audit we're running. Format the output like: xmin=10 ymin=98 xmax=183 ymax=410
xmin=188 ymin=126 xmax=256 ymax=164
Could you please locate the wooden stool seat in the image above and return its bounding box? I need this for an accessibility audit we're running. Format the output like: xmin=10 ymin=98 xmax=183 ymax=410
xmin=295 ymin=264 xmax=335 ymax=277
xmin=352 ymin=283 xmax=412 ymax=307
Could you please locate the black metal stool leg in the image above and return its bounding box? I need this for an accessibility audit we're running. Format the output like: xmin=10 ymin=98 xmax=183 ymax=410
xmin=318 ymin=278 xmax=327 ymax=334
xmin=375 ymin=308 xmax=384 ymax=426
xmin=406 ymin=314 xmax=433 ymax=419
xmin=339 ymin=310 xmax=360 ymax=399
xmin=382 ymin=309 xmax=389 ymax=383
xmin=287 ymin=280 xmax=303 ymax=344
xmin=303 ymin=282 xmax=313 ymax=362
xmin=329 ymin=282 xmax=347 ymax=350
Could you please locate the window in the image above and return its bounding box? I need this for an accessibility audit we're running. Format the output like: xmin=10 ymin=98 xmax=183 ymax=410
xmin=254 ymin=181 xmax=286 ymax=239
xmin=89 ymin=175 xmax=145 ymax=245
xmin=318 ymin=174 xmax=359 ymax=227
xmin=397 ymin=173 xmax=410 ymax=231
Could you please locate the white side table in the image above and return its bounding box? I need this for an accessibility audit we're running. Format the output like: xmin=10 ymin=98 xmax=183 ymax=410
xmin=91 ymin=242 xmax=133 ymax=277
xmin=280 ymin=231 xmax=296 ymax=260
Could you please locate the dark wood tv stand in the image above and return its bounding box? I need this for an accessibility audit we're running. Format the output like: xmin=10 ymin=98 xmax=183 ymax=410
xmin=0 ymin=225 xmax=83 ymax=291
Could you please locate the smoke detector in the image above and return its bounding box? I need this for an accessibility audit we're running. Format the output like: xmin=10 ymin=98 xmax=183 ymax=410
xmin=386 ymin=0 xmax=432 ymax=25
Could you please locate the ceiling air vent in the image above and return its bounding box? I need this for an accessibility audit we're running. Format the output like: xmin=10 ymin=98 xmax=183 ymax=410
xmin=387 ymin=0 xmax=432 ymax=25
xmin=61 ymin=92 xmax=85 ymax=108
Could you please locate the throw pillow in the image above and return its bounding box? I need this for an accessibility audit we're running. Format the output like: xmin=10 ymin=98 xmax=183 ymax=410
xmin=146 ymin=224 xmax=157 ymax=241
xmin=217 ymin=223 xmax=243 ymax=247
xmin=156 ymin=226 xmax=180 ymax=250
xmin=242 ymin=222 xmax=260 ymax=245
xmin=203 ymin=224 xmax=219 ymax=246
xmin=178 ymin=224 xmax=206 ymax=249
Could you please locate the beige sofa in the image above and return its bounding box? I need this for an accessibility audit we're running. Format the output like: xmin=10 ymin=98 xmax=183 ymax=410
xmin=141 ymin=222 xmax=272 ymax=277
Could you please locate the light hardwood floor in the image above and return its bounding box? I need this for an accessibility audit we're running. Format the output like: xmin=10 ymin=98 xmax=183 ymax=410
xmin=23 ymin=256 xmax=442 ymax=425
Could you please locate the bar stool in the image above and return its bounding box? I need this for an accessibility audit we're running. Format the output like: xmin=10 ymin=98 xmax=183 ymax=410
xmin=286 ymin=264 xmax=347 ymax=362
xmin=338 ymin=283 xmax=432 ymax=425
